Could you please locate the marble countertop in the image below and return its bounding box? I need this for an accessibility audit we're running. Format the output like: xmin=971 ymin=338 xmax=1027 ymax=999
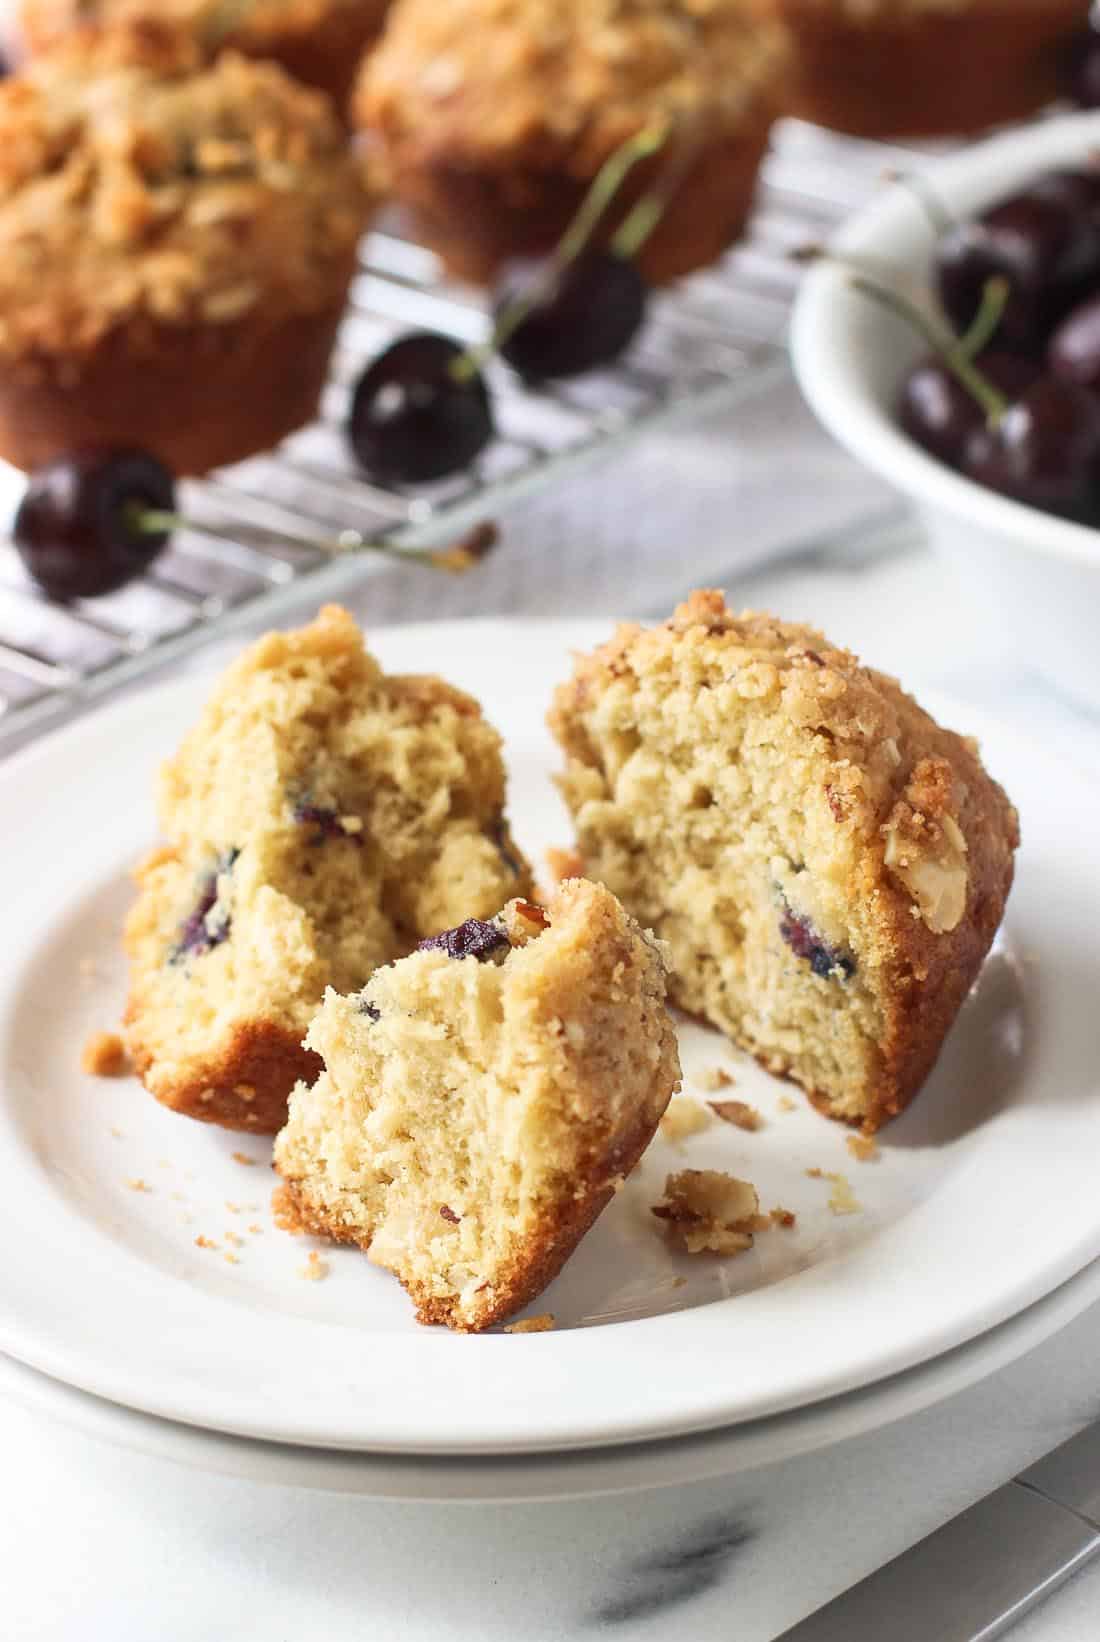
xmin=3 ymin=378 xmax=1099 ymax=1640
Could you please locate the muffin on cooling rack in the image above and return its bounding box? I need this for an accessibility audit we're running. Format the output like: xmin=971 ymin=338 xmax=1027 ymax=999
xmin=353 ymin=0 xmax=789 ymax=286
xmin=19 ymin=0 xmax=393 ymax=114
xmin=274 ymin=880 xmax=680 ymax=1331
xmin=549 ymin=591 xmax=1019 ymax=1132
xmin=768 ymin=0 xmax=1089 ymax=138
xmin=0 ymin=22 xmax=368 ymax=476
xmin=125 ymin=605 xmax=531 ymax=1132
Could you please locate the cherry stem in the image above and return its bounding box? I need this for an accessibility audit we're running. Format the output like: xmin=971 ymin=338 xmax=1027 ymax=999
xmin=128 ymin=507 xmax=484 ymax=575
xmin=848 ymin=274 xmax=1007 ymax=423
xmin=611 ymin=123 xmax=701 ymax=261
xmin=450 ymin=120 xmax=668 ymax=384
xmin=955 ymin=274 xmax=1010 ymax=361
xmin=882 ymin=168 xmax=955 ymax=236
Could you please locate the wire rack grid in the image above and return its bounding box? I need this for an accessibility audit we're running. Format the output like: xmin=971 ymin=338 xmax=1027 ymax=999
xmin=0 ymin=120 xmax=927 ymax=752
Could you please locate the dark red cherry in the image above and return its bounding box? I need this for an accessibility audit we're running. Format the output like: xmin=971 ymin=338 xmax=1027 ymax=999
xmin=347 ymin=332 xmax=493 ymax=484
xmin=1027 ymin=167 xmax=1100 ymax=222
xmin=1048 ymin=291 xmax=1100 ymax=393
xmin=964 ymin=377 xmax=1100 ymax=522
xmin=936 ymin=192 xmax=1100 ymax=353
xmin=1062 ymin=27 xmax=1100 ymax=108
xmin=493 ymin=250 xmax=648 ymax=380
xmin=899 ymin=351 xmax=1037 ymax=469
xmin=13 ymin=447 xmax=174 ymax=600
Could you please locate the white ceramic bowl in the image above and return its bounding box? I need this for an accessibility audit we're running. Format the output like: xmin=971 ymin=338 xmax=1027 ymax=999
xmin=790 ymin=113 xmax=1100 ymax=709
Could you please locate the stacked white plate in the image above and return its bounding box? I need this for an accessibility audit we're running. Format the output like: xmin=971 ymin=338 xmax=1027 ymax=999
xmin=2 ymin=619 xmax=1099 ymax=1502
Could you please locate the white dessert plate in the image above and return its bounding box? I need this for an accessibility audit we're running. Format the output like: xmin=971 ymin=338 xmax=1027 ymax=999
xmin=5 ymin=1254 xmax=1100 ymax=1502
xmin=0 ymin=618 xmax=1095 ymax=1457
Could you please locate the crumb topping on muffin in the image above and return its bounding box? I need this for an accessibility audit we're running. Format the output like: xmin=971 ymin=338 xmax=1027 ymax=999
xmin=357 ymin=0 xmax=789 ymax=174
xmin=550 ymin=590 xmax=1019 ymax=1130
xmin=0 ymin=22 xmax=367 ymax=361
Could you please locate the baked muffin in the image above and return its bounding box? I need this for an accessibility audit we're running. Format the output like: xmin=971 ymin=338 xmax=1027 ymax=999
xmin=125 ymin=605 xmax=531 ymax=1132
xmin=274 ymin=880 xmax=681 ymax=1331
xmin=0 ymin=22 xmax=368 ymax=476
xmin=548 ymin=591 xmax=1019 ymax=1132
xmin=768 ymin=0 xmax=1089 ymax=139
xmin=353 ymin=0 xmax=789 ymax=286
xmin=19 ymin=0 xmax=393 ymax=114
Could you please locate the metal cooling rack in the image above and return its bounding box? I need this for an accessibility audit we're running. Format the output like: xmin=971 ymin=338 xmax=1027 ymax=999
xmin=0 ymin=119 xmax=931 ymax=752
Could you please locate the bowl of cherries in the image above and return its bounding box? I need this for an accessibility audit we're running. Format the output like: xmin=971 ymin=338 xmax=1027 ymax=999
xmin=790 ymin=112 xmax=1100 ymax=708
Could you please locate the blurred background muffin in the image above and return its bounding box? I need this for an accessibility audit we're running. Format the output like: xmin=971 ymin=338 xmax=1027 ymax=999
xmin=353 ymin=0 xmax=790 ymax=286
xmin=19 ymin=0 xmax=393 ymax=113
xmin=767 ymin=0 xmax=1090 ymax=138
xmin=0 ymin=21 xmax=368 ymax=475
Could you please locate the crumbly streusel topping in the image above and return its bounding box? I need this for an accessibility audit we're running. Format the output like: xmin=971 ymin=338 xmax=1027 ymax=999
xmin=0 ymin=22 xmax=368 ymax=360
xmin=561 ymin=590 xmax=1020 ymax=935
xmin=357 ymin=0 xmax=789 ymax=173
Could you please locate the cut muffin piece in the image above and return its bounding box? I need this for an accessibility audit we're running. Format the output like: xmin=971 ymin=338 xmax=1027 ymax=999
xmin=273 ymin=879 xmax=681 ymax=1331
xmin=549 ymin=591 xmax=1019 ymax=1132
xmin=125 ymin=605 xmax=530 ymax=1132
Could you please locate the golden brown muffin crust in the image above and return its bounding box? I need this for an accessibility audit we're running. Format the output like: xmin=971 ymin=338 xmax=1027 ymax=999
xmin=0 ymin=21 xmax=368 ymax=368
xmin=357 ymin=0 xmax=787 ymax=165
xmin=20 ymin=0 xmax=393 ymax=112
xmin=550 ymin=591 xmax=1020 ymax=1131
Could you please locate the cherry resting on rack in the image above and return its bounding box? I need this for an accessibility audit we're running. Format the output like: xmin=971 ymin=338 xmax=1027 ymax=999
xmin=13 ymin=447 xmax=174 ymax=600
xmin=347 ymin=332 xmax=494 ymax=485
xmin=12 ymin=446 xmax=499 ymax=602
xmin=492 ymin=249 xmax=648 ymax=381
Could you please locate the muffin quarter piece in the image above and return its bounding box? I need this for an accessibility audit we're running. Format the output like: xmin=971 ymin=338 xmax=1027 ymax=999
xmin=125 ymin=605 xmax=531 ymax=1132
xmin=20 ymin=0 xmax=393 ymax=114
xmin=0 ymin=22 xmax=369 ymax=475
xmin=274 ymin=880 xmax=681 ymax=1331
xmin=549 ymin=591 xmax=1020 ymax=1131
xmin=353 ymin=0 xmax=788 ymax=286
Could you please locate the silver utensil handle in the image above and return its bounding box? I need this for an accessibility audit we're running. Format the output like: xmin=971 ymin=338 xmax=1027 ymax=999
xmin=777 ymin=1422 xmax=1100 ymax=1642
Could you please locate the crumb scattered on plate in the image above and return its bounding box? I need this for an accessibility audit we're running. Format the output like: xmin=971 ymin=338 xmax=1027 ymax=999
xmin=225 ymin=1201 xmax=241 ymax=1214
xmin=247 ymin=1223 xmax=263 ymax=1235
xmin=81 ymin=1030 xmax=128 ymax=1077
xmin=231 ymin=1151 xmax=256 ymax=1167
xmin=126 ymin=1177 xmax=152 ymax=1193
xmin=503 ymin=1313 xmax=555 ymax=1334
xmin=695 ymin=1065 xmax=736 ymax=1093
xmin=770 ymin=1206 xmax=797 ymax=1228
xmin=708 ymin=1098 xmax=761 ymax=1131
xmin=659 ymin=1095 xmax=712 ymax=1144
xmin=195 ymin=1235 xmax=220 ymax=1250
xmin=846 ymin=1133 xmax=880 ymax=1163
xmin=651 ymin=1169 xmax=759 ymax=1255
xmin=807 ymin=1168 xmax=862 ymax=1216
xmin=777 ymin=1095 xmax=798 ymax=1113
xmin=109 ymin=1126 xmax=125 ymax=1140
xmin=224 ymin=1252 xmax=240 ymax=1265
xmin=299 ymin=1250 xmax=329 ymax=1281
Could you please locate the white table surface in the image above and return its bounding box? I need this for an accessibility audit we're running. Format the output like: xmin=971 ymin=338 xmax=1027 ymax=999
xmin=2 ymin=378 xmax=1099 ymax=1640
